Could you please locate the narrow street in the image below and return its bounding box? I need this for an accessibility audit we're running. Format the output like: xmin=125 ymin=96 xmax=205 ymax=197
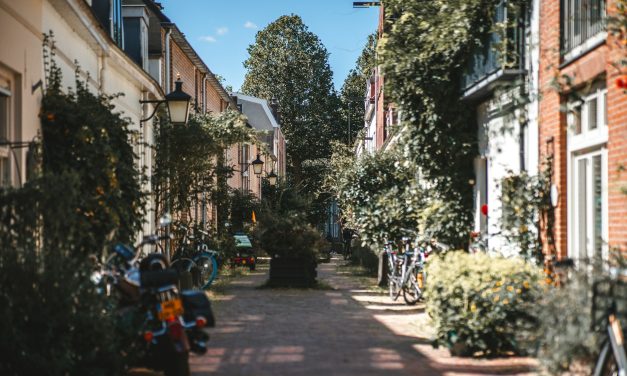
xmin=190 ymin=260 xmax=537 ymax=376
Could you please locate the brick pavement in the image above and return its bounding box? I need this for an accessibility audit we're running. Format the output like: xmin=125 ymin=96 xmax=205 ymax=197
xmin=190 ymin=259 xmax=538 ymax=376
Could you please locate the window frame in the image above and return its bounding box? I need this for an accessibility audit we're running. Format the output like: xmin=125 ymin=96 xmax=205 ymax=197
xmin=567 ymin=84 xmax=609 ymax=261
xmin=0 ymin=72 xmax=13 ymax=188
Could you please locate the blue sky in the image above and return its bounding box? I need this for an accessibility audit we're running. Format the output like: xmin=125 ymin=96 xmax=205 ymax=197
xmin=158 ymin=0 xmax=379 ymax=91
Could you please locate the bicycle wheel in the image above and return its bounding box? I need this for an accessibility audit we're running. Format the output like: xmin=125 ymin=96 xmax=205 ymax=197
xmin=388 ymin=275 xmax=399 ymax=300
xmin=193 ymin=252 xmax=218 ymax=290
xmin=593 ymin=341 xmax=620 ymax=376
xmin=403 ymin=270 xmax=422 ymax=305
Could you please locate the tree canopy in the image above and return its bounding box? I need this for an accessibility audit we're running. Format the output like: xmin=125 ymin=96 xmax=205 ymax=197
xmin=242 ymin=14 xmax=342 ymax=188
xmin=340 ymin=33 xmax=377 ymax=145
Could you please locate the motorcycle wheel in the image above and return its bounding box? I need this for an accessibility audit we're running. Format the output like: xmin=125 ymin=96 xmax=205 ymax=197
xmin=163 ymin=351 xmax=190 ymax=376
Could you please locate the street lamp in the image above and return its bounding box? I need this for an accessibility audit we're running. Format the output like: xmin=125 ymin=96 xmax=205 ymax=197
xmin=267 ymin=170 xmax=278 ymax=186
xmin=251 ymin=154 xmax=264 ymax=175
xmin=140 ymin=77 xmax=192 ymax=125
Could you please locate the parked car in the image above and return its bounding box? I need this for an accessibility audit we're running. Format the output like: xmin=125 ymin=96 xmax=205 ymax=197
xmin=231 ymin=233 xmax=256 ymax=271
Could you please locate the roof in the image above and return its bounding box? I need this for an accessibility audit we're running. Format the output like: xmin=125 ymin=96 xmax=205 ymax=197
xmin=231 ymin=93 xmax=280 ymax=131
xmin=169 ymin=26 xmax=236 ymax=107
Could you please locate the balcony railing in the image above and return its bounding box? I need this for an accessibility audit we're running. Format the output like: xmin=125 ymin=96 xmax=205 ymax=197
xmin=561 ymin=0 xmax=606 ymax=55
xmin=461 ymin=1 xmax=526 ymax=99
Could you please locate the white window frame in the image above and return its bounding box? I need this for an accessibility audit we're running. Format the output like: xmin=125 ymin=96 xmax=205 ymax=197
xmin=567 ymin=84 xmax=608 ymax=261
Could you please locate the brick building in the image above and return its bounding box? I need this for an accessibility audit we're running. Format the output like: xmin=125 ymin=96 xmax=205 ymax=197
xmin=538 ymin=0 xmax=627 ymax=259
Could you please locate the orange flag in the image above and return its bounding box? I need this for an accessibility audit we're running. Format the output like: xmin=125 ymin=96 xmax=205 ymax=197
xmin=252 ymin=210 xmax=257 ymax=224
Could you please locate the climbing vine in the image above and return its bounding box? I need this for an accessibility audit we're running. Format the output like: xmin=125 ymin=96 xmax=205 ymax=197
xmin=374 ymin=0 xmax=529 ymax=245
xmin=153 ymin=110 xmax=262 ymax=228
xmin=500 ymin=156 xmax=553 ymax=263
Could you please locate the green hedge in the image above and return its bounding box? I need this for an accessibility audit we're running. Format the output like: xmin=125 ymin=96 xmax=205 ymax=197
xmin=426 ymin=251 xmax=543 ymax=356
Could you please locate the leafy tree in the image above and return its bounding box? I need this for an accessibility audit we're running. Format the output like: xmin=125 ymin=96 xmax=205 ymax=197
xmin=154 ymin=110 xmax=260 ymax=231
xmin=241 ymin=15 xmax=342 ymax=189
xmin=339 ymin=33 xmax=377 ymax=145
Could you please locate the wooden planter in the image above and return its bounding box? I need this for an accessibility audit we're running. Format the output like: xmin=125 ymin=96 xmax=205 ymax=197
xmin=268 ymin=257 xmax=317 ymax=287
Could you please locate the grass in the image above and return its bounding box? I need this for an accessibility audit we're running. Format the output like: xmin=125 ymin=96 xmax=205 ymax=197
xmin=205 ymin=266 xmax=250 ymax=297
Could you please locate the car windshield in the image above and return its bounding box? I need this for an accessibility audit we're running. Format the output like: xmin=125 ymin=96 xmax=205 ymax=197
xmin=234 ymin=234 xmax=252 ymax=248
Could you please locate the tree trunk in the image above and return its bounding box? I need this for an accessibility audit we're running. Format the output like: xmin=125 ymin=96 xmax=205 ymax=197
xmin=377 ymin=251 xmax=388 ymax=287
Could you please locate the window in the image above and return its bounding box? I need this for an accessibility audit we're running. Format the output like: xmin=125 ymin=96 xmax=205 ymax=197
xmin=561 ymin=0 xmax=606 ymax=54
xmin=91 ymin=0 xmax=124 ymax=48
xmin=0 ymin=92 xmax=10 ymax=187
xmin=568 ymin=84 xmax=608 ymax=260
xmin=240 ymin=144 xmax=250 ymax=192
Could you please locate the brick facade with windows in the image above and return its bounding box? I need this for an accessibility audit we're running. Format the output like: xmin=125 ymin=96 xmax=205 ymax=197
xmin=539 ymin=0 xmax=627 ymax=258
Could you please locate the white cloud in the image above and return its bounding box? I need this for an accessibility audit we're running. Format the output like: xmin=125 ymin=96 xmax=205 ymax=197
xmin=217 ymin=27 xmax=229 ymax=35
xmin=199 ymin=35 xmax=217 ymax=43
xmin=244 ymin=21 xmax=258 ymax=29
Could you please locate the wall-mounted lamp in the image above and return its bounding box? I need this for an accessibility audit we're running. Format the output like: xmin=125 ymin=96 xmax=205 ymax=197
xmin=140 ymin=78 xmax=191 ymax=125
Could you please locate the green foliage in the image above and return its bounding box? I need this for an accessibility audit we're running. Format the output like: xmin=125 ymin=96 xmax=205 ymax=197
xmin=0 ymin=35 xmax=149 ymax=374
xmin=228 ymin=189 xmax=261 ymax=233
xmin=347 ymin=244 xmax=380 ymax=276
xmin=153 ymin=110 xmax=259 ymax=225
xmin=241 ymin=14 xmax=342 ymax=202
xmin=326 ymin=143 xmax=421 ymax=246
xmin=256 ymin=213 xmax=324 ymax=263
xmin=40 ymin=34 xmax=144 ymax=255
xmin=340 ymin=33 xmax=377 ymax=144
xmin=0 ymin=168 xmax=126 ymax=374
xmin=500 ymin=166 xmax=551 ymax=263
xmin=525 ymin=269 xmax=602 ymax=374
xmin=426 ymin=251 xmax=543 ymax=356
xmin=375 ymin=0 xmax=529 ymax=246
xmin=256 ymin=183 xmax=325 ymax=262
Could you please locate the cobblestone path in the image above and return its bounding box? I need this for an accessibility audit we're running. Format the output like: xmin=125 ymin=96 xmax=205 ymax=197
xmin=190 ymin=259 xmax=537 ymax=376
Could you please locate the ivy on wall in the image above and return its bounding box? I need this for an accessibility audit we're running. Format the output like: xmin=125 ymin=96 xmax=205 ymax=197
xmin=500 ymin=156 xmax=552 ymax=263
xmin=40 ymin=32 xmax=145 ymax=254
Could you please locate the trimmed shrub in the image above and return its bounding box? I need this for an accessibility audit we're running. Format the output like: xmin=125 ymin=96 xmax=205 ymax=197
xmin=426 ymin=251 xmax=543 ymax=356
xmin=348 ymin=244 xmax=379 ymax=276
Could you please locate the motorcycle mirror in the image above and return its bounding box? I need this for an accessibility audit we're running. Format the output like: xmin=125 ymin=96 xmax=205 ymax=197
xmin=159 ymin=213 xmax=172 ymax=227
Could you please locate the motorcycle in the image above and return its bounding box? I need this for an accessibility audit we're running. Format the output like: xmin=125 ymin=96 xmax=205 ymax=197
xmin=92 ymin=233 xmax=215 ymax=376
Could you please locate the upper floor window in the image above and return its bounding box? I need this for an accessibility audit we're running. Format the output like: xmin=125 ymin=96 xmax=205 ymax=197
xmin=92 ymin=0 xmax=124 ymax=48
xmin=0 ymin=73 xmax=13 ymax=188
xmin=561 ymin=0 xmax=606 ymax=55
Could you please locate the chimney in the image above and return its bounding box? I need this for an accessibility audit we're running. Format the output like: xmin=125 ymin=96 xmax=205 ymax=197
xmin=269 ymin=97 xmax=280 ymax=124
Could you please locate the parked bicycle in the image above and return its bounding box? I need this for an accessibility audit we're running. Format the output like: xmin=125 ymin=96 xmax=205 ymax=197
xmin=387 ymin=236 xmax=426 ymax=305
xmin=170 ymin=224 xmax=219 ymax=290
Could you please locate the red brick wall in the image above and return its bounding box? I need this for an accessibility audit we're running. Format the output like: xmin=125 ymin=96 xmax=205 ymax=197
xmin=607 ymin=0 xmax=627 ymax=251
xmin=170 ymin=42 xmax=196 ymax=102
xmin=539 ymin=0 xmax=627 ymax=256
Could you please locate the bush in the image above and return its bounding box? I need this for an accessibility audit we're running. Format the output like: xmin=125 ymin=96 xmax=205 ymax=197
xmin=426 ymin=251 xmax=543 ymax=356
xmin=257 ymin=214 xmax=323 ymax=264
xmin=348 ymin=244 xmax=379 ymax=276
xmin=0 ymin=175 xmax=127 ymax=375
xmin=527 ymin=265 xmax=612 ymax=374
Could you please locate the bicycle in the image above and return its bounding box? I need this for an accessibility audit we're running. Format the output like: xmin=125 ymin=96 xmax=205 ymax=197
xmin=592 ymin=267 xmax=627 ymax=376
xmin=171 ymin=224 xmax=219 ymax=290
xmin=387 ymin=236 xmax=426 ymax=305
